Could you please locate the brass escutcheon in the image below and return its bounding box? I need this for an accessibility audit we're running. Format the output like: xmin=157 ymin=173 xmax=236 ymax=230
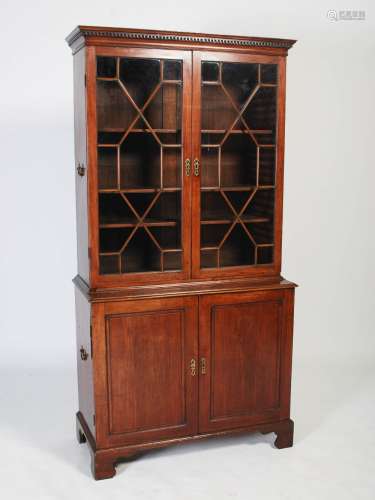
xmin=193 ymin=158 xmax=200 ymax=176
xmin=185 ymin=158 xmax=191 ymax=176
xmin=190 ymin=358 xmax=196 ymax=376
xmin=200 ymin=357 xmax=206 ymax=375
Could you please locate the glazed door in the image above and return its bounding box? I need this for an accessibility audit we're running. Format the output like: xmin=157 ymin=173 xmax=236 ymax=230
xmin=89 ymin=48 xmax=192 ymax=287
xmin=198 ymin=290 xmax=294 ymax=433
xmin=95 ymin=296 xmax=198 ymax=447
xmin=192 ymin=51 xmax=285 ymax=279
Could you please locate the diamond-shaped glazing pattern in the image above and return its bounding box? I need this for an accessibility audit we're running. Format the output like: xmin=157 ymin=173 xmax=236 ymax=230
xmin=96 ymin=56 xmax=183 ymax=275
xmin=200 ymin=61 xmax=278 ymax=268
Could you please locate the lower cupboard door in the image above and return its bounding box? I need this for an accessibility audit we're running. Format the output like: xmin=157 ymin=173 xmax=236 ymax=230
xmin=94 ymin=297 xmax=198 ymax=447
xmin=198 ymin=289 xmax=294 ymax=433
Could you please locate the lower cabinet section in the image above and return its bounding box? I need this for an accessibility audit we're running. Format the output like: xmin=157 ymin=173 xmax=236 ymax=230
xmin=76 ymin=286 xmax=295 ymax=479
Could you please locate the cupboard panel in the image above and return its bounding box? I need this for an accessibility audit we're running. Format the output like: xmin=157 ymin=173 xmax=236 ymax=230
xmin=94 ymin=296 xmax=198 ymax=447
xmin=199 ymin=289 xmax=293 ymax=432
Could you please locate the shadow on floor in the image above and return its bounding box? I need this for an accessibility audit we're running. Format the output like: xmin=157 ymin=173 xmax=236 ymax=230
xmin=0 ymin=361 xmax=370 ymax=478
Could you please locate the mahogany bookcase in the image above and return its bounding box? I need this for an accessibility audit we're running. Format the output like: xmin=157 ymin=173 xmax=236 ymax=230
xmin=66 ymin=25 xmax=297 ymax=480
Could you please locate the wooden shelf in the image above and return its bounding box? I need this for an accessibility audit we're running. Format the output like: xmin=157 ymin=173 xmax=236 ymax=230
xmin=99 ymin=188 xmax=181 ymax=194
xmin=202 ymin=129 xmax=273 ymax=134
xmin=96 ymin=77 xmax=182 ymax=85
xmin=201 ymin=186 xmax=275 ymax=192
xmin=201 ymin=217 xmax=270 ymax=225
xmin=100 ymin=220 xmax=178 ymax=228
xmin=100 ymin=247 xmax=182 ymax=256
xmin=98 ymin=128 xmax=180 ymax=133
xmin=201 ymin=81 xmax=277 ymax=88
xmin=162 ymin=248 xmax=182 ymax=253
xmin=97 ymin=128 xmax=182 ymax=146
xmin=201 ymin=243 xmax=274 ymax=251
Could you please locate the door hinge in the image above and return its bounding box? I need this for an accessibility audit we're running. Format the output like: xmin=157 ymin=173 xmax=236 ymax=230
xmin=88 ymin=247 xmax=91 ymax=260
xmin=84 ymin=73 xmax=87 ymax=87
xmin=90 ymin=323 xmax=93 ymax=358
xmin=93 ymin=414 xmax=95 ymax=426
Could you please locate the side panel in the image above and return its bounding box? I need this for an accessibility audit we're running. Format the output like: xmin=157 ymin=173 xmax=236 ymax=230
xmin=199 ymin=288 xmax=294 ymax=433
xmin=93 ymin=296 xmax=198 ymax=448
xmin=75 ymin=287 xmax=95 ymax=436
xmin=73 ymin=48 xmax=90 ymax=284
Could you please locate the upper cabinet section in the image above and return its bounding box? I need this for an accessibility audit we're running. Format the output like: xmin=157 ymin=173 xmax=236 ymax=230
xmin=67 ymin=27 xmax=295 ymax=289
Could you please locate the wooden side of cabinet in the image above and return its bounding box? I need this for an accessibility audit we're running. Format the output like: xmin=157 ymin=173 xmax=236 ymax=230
xmin=199 ymin=288 xmax=294 ymax=433
xmin=73 ymin=48 xmax=90 ymax=284
xmin=91 ymin=296 xmax=199 ymax=448
xmin=75 ymin=287 xmax=95 ymax=437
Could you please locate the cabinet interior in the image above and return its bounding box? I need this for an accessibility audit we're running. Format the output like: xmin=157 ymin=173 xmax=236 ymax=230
xmin=96 ymin=56 xmax=183 ymax=275
xmin=95 ymin=55 xmax=278 ymax=276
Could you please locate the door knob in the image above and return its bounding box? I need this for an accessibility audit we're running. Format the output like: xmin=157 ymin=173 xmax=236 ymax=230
xmin=76 ymin=163 xmax=85 ymax=176
xmin=80 ymin=346 xmax=88 ymax=361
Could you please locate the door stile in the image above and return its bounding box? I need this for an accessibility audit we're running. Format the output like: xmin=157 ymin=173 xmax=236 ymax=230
xmin=191 ymin=51 xmax=203 ymax=278
xmin=181 ymin=50 xmax=193 ymax=279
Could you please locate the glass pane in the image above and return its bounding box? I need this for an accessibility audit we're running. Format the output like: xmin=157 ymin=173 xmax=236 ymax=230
xmin=201 ymin=249 xmax=218 ymax=268
xmin=121 ymin=228 xmax=161 ymax=273
xmin=202 ymin=62 xmax=219 ymax=82
xmin=163 ymin=148 xmax=181 ymax=188
xmin=201 ymin=192 xmax=233 ymax=222
xmin=97 ymin=80 xmax=137 ymax=130
xmin=200 ymin=60 xmax=277 ymax=268
xmin=201 ymin=85 xmax=237 ymax=132
xmin=119 ymin=132 xmax=160 ymax=189
xmin=201 ymin=148 xmax=219 ymax=188
xmin=97 ymin=56 xmax=116 ymax=78
xmin=98 ymin=194 xmax=136 ymax=225
xmin=96 ymin=56 xmax=183 ymax=275
xmin=119 ymin=58 xmax=160 ymax=107
xmin=163 ymin=60 xmax=182 ymax=81
xmin=142 ymin=85 xmax=182 ymax=134
xmin=222 ymin=62 xmax=258 ymax=106
xmin=220 ymin=225 xmax=255 ymax=267
xmin=221 ymin=134 xmax=257 ymax=188
xmin=98 ymin=147 xmax=117 ymax=190
xmin=261 ymin=64 xmax=278 ymax=84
